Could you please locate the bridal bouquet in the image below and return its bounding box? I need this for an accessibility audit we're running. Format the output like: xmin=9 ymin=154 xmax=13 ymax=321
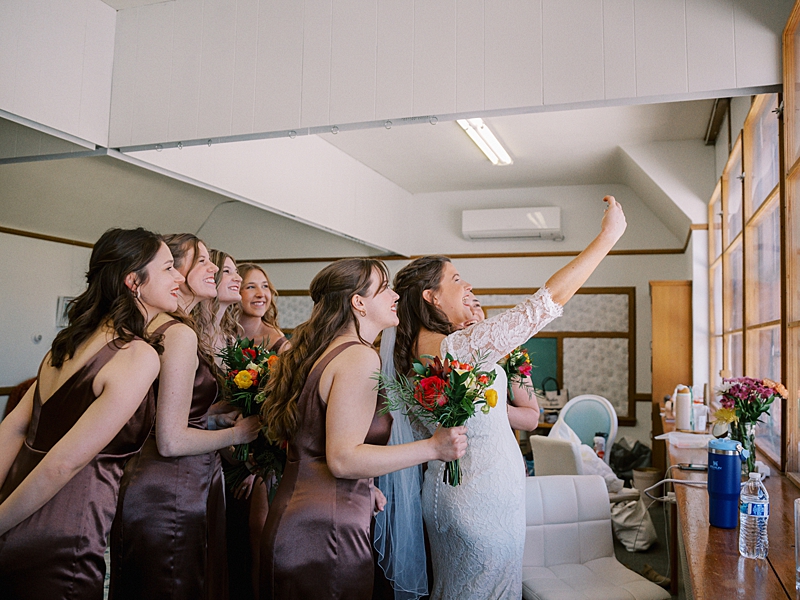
xmin=218 ymin=338 xmax=286 ymax=493
xmin=376 ymin=353 xmax=497 ymax=486
xmin=498 ymin=345 xmax=533 ymax=395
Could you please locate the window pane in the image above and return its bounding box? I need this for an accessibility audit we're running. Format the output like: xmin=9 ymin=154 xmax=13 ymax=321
xmin=790 ymin=174 xmax=800 ymax=322
xmin=711 ymin=261 xmax=723 ymax=335
xmin=724 ymin=241 xmax=743 ymax=331
xmin=749 ymin=325 xmax=782 ymax=465
xmin=724 ymin=146 xmax=744 ymax=243
xmin=711 ymin=335 xmax=723 ymax=410
xmin=746 ymin=198 xmax=781 ymax=325
xmin=747 ymin=94 xmax=780 ymax=216
xmin=725 ymin=332 xmax=743 ymax=377
xmin=711 ymin=198 xmax=723 ymax=259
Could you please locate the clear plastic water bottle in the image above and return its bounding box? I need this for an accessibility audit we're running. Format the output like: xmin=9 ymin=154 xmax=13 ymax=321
xmin=739 ymin=472 xmax=769 ymax=559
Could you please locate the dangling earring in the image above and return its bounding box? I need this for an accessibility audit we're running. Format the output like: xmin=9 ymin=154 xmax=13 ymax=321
xmin=359 ymin=309 xmax=367 ymax=317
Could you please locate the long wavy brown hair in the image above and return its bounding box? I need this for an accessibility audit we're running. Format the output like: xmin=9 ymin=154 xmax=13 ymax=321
xmin=237 ymin=263 xmax=280 ymax=329
xmin=50 ymin=227 xmax=165 ymax=368
xmin=193 ymin=249 xmax=243 ymax=351
xmin=261 ymin=258 xmax=389 ymax=443
xmin=162 ymin=233 xmax=217 ymax=366
xmin=392 ymin=255 xmax=454 ymax=376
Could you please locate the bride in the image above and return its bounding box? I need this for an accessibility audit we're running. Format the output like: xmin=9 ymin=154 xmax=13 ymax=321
xmin=389 ymin=195 xmax=626 ymax=599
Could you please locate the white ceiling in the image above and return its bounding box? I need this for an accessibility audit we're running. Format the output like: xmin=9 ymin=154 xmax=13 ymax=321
xmin=321 ymin=99 xmax=714 ymax=194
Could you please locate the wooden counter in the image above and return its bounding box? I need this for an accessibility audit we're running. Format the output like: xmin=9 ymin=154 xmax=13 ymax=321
xmin=667 ymin=441 xmax=799 ymax=599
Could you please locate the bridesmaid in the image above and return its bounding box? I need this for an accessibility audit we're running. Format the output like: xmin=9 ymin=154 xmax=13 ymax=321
xmin=202 ymin=249 xmax=264 ymax=600
xmin=110 ymin=234 xmax=260 ymax=600
xmin=237 ymin=263 xmax=290 ymax=353
xmin=0 ymin=228 xmax=182 ymax=599
xmin=196 ymin=249 xmax=243 ymax=355
xmin=258 ymin=258 xmax=467 ymax=600
xmin=466 ymin=292 xmax=539 ymax=431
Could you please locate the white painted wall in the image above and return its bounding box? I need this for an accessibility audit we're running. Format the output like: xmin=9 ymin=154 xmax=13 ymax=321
xmin=0 ymin=0 xmax=116 ymax=146
xmin=0 ymin=233 xmax=91 ymax=388
xmin=256 ymin=180 xmax=695 ymax=398
xmin=108 ymin=0 xmax=793 ymax=147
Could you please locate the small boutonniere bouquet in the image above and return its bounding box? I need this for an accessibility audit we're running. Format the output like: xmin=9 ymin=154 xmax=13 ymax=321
xmin=498 ymin=345 xmax=533 ymax=396
xmin=218 ymin=338 xmax=286 ymax=495
xmin=376 ymin=353 xmax=497 ymax=486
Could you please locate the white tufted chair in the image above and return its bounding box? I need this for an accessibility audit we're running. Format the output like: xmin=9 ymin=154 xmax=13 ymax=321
xmin=523 ymin=475 xmax=670 ymax=600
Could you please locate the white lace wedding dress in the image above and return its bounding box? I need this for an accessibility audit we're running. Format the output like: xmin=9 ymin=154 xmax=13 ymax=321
xmin=419 ymin=287 xmax=563 ymax=600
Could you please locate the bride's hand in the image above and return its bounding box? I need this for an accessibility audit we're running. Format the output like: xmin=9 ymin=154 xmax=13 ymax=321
xmin=599 ymin=195 xmax=626 ymax=243
xmin=430 ymin=424 xmax=468 ymax=462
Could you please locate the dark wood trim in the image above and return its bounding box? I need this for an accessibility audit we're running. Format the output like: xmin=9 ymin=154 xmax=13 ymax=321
xmin=0 ymin=387 xmax=15 ymax=396
xmin=243 ymin=237 xmax=702 ymax=264
xmin=472 ymin=286 xmax=636 ymax=296
xmin=704 ymin=98 xmax=731 ymax=146
xmin=241 ymin=254 xmax=407 ymax=264
xmin=0 ymin=226 xmax=94 ymax=249
xmin=778 ymin=89 xmax=788 ymax=473
xmin=276 ymin=289 xmax=312 ymax=296
xmin=634 ymin=393 xmax=652 ymax=403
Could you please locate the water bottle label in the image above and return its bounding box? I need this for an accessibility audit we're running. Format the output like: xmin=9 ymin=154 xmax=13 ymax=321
xmin=740 ymin=501 xmax=769 ymax=517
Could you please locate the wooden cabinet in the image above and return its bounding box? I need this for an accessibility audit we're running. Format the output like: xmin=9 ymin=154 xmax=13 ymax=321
xmin=650 ymin=281 xmax=693 ymax=471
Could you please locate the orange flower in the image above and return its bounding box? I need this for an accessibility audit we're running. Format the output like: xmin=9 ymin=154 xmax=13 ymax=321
xmin=267 ymin=355 xmax=279 ymax=368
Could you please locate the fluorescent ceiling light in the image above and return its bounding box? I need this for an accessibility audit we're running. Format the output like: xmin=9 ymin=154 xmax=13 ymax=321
xmin=456 ymin=118 xmax=513 ymax=166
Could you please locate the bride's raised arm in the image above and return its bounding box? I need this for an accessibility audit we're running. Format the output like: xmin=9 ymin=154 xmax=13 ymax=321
xmin=442 ymin=196 xmax=626 ymax=365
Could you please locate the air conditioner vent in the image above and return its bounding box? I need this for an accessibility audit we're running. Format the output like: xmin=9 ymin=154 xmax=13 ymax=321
xmin=462 ymin=207 xmax=563 ymax=240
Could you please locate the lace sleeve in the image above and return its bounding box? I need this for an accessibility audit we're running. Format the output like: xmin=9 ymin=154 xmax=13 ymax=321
xmin=440 ymin=286 xmax=563 ymax=365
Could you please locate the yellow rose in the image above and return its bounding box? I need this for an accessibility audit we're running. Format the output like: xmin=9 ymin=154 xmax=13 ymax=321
xmin=234 ymin=370 xmax=254 ymax=390
xmin=485 ymin=389 xmax=498 ymax=408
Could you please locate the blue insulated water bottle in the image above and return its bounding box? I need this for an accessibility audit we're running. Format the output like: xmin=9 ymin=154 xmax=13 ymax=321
xmin=707 ymin=438 xmax=747 ymax=529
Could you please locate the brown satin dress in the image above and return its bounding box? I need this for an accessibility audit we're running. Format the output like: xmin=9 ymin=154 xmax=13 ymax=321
xmin=260 ymin=341 xmax=393 ymax=600
xmin=269 ymin=335 xmax=288 ymax=353
xmin=109 ymin=320 xmax=227 ymax=600
xmin=0 ymin=340 xmax=155 ymax=600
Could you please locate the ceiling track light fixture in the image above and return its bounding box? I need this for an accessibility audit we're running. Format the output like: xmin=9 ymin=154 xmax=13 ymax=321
xmin=456 ymin=118 xmax=513 ymax=166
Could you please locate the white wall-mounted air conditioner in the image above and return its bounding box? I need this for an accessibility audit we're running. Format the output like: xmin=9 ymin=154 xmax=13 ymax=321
xmin=462 ymin=207 xmax=563 ymax=240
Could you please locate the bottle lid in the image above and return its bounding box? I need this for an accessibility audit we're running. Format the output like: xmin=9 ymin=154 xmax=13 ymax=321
xmin=708 ymin=438 xmax=741 ymax=454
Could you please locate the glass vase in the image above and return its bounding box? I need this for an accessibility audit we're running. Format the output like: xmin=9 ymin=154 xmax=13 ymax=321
xmin=730 ymin=421 xmax=757 ymax=477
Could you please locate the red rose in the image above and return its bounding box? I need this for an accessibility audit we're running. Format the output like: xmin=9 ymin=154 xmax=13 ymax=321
xmin=242 ymin=348 xmax=257 ymax=360
xmin=477 ymin=374 xmax=489 ymax=385
xmin=414 ymin=376 xmax=448 ymax=411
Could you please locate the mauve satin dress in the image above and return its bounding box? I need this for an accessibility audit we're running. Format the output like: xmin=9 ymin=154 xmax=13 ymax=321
xmin=260 ymin=341 xmax=393 ymax=600
xmin=0 ymin=340 xmax=156 ymax=600
xmin=109 ymin=320 xmax=227 ymax=600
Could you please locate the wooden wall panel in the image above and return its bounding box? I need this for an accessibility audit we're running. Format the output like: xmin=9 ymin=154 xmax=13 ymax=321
xmin=686 ymin=0 xmax=736 ymax=93
xmin=542 ymin=0 xmax=604 ymax=105
xmin=413 ymin=0 xmax=456 ymax=116
xmin=231 ymin=0 xmax=259 ymax=135
xmin=602 ymin=0 xmax=636 ymax=100
xmin=300 ymin=0 xmax=332 ymax=128
xmin=375 ymin=0 xmax=414 ymax=120
xmin=455 ymin=0 xmax=485 ymax=114
xmin=634 ymin=0 xmax=688 ymax=97
xmin=253 ymin=0 xmax=304 ymax=132
xmin=198 ymin=0 xmax=237 ymax=139
xmin=484 ymin=0 xmax=542 ymax=111
xmin=330 ymin=0 xmax=377 ymax=125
